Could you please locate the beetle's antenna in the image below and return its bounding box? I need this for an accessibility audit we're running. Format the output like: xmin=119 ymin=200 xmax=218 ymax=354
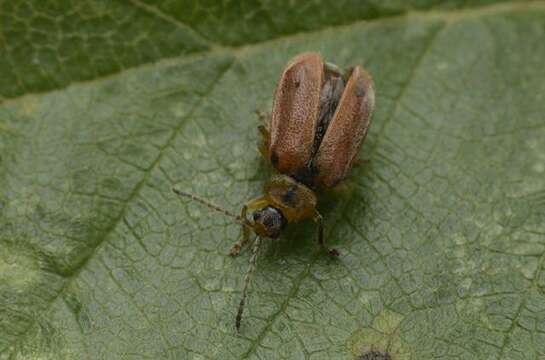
xmin=172 ymin=188 xmax=253 ymax=229
xmin=236 ymin=236 xmax=263 ymax=331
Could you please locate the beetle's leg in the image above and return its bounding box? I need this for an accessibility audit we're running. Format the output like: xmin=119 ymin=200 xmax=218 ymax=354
xmin=229 ymin=204 xmax=251 ymax=256
xmin=229 ymin=197 xmax=269 ymax=256
xmin=255 ymin=110 xmax=271 ymax=160
xmin=255 ymin=110 xmax=269 ymax=125
xmin=352 ymin=158 xmax=370 ymax=167
xmin=314 ymin=210 xmax=340 ymax=257
xmin=329 ymin=181 xmax=353 ymax=197
xmin=257 ymin=124 xmax=271 ymax=160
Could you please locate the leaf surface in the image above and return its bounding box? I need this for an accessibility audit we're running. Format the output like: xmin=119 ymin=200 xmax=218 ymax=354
xmin=1 ymin=1 xmax=545 ymax=359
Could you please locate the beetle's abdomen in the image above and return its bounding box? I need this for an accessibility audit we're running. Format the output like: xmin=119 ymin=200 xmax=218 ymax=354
xmin=269 ymin=52 xmax=323 ymax=177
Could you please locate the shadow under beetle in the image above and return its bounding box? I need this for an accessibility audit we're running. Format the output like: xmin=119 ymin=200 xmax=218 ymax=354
xmin=173 ymin=52 xmax=375 ymax=330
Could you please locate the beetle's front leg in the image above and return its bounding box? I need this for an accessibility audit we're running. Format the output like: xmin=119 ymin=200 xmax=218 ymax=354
xmin=314 ymin=211 xmax=340 ymax=257
xmin=229 ymin=197 xmax=269 ymax=256
xmin=229 ymin=204 xmax=251 ymax=257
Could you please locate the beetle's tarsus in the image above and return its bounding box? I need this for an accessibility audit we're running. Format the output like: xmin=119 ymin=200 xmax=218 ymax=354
xmin=229 ymin=243 xmax=242 ymax=257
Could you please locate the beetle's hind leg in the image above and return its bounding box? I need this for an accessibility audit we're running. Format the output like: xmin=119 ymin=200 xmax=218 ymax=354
xmin=314 ymin=211 xmax=340 ymax=257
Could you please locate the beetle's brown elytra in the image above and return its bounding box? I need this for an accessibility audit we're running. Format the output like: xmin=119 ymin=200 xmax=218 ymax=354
xmin=173 ymin=51 xmax=375 ymax=331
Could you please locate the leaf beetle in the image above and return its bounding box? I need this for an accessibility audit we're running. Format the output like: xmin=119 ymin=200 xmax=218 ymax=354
xmin=174 ymin=52 xmax=375 ymax=330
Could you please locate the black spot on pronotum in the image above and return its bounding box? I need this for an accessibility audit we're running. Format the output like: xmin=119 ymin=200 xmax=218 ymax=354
xmin=356 ymin=350 xmax=392 ymax=360
xmin=281 ymin=186 xmax=297 ymax=207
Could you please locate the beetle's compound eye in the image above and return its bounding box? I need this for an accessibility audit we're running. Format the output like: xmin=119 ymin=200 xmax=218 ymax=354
xmin=252 ymin=206 xmax=286 ymax=239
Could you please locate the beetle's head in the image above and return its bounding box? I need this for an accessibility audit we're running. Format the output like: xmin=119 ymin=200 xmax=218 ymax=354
xmin=252 ymin=206 xmax=286 ymax=239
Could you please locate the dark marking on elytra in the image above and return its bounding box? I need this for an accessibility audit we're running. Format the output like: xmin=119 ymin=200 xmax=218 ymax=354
xmin=356 ymin=350 xmax=392 ymax=360
xmin=355 ymin=82 xmax=366 ymax=98
xmin=270 ymin=151 xmax=279 ymax=166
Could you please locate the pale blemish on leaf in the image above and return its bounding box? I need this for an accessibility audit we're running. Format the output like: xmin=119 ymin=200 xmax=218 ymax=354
xmin=532 ymin=162 xmax=544 ymax=173
xmin=517 ymin=258 xmax=539 ymax=280
xmin=20 ymin=98 xmax=37 ymax=115
xmin=0 ymin=247 xmax=41 ymax=291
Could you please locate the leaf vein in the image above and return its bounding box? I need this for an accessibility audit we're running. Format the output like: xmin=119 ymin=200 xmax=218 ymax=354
xmin=127 ymin=0 xmax=218 ymax=48
xmin=5 ymin=57 xmax=235 ymax=355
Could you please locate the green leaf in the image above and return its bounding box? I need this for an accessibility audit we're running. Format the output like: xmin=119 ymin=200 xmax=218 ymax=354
xmin=1 ymin=1 xmax=545 ymax=359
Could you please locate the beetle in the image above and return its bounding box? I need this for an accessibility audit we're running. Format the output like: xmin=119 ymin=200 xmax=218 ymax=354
xmin=173 ymin=52 xmax=375 ymax=330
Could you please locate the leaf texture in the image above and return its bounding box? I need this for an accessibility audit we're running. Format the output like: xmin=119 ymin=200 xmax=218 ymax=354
xmin=1 ymin=1 xmax=545 ymax=359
